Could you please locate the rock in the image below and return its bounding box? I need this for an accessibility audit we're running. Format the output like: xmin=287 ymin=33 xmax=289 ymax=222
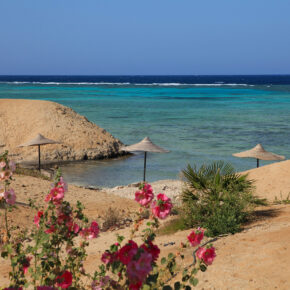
xmin=0 ymin=99 xmax=124 ymax=164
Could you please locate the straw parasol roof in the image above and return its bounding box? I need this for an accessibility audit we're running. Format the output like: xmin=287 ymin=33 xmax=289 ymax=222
xmin=233 ymin=144 xmax=285 ymax=161
xmin=18 ymin=134 xmax=60 ymax=170
xmin=121 ymin=137 xmax=169 ymax=153
xmin=121 ymin=137 xmax=169 ymax=181
xmin=18 ymin=134 xmax=59 ymax=147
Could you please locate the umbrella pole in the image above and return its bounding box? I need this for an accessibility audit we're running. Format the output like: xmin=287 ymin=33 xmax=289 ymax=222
xmin=38 ymin=145 xmax=41 ymax=171
xmin=257 ymin=158 xmax=259 ymax=168
xmin=143 ymin=152 xmax=147 ymax=182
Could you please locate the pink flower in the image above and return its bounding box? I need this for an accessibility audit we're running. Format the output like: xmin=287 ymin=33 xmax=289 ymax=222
xmin=196 ymin=246 xmax=216 ymax=265
xmin=127 ymin=252 xmax=152 ymax=286
xmin=151 ymin=193 xmax=172 ymax=219
xmin=140 ymin=241 xmax=160 ymax=262
xmin=34 ymin=211 xmax=44 ymax=228
xmin=90 ymin=221 xmax=99 ymax=237
xmin=58 ymin=177 xmax=68 ymax=192
xmin=118 ymin=240 xmax=138 ymax=265
xmin=187 ymin=228 xmax=204 ymax=247
xmin=22 ymin=256 xmax=32 ymax=274
xmin=4 ymin=189 xmax=16 ymax=205
xmin=0 ymin=161 xmax=6 ymax=168
xmin=57 ymin=213 xmax=72 ymax=225
xmin=80 ymin=221 xmax=99 ymax=240
xmin=135 ymin=183 xmax=154 ymax=206
xmin=45 ymin=224 xmax=56 ymax=234
xmin=101 ymin=251 xmax=116 ymax=265
xmin=55 ymin=270 xmax=73 ymax=289
xmin=72 ymin=222 xmax=80 ymax=234
xmin=129 ymin=282 xmax=142 ymax=290
xmin=45 ymin=187 xmax=65 ymax=204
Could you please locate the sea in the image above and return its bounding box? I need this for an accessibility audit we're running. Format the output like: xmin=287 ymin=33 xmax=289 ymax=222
xmin=1 ymin=75 xmax=290 ymax=187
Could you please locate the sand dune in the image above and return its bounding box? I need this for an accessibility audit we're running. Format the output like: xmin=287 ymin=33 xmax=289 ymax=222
xmin=244 ymin=160 xmax=290 ymax=201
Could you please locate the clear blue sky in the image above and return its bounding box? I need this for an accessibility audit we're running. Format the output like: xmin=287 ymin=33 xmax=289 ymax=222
xmin=1 ymin=0 xmax=290 ymax=75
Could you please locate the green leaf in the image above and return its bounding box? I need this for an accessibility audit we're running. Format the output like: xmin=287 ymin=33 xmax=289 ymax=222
xmin=189 ymin=277 xmax=198 ymax=286
xmin=200 ymin=264 xmax=207 ymax=272
xmin=174 ymin=282 xmax=181 ymax=290
xmin=168 ymin=253 xmax=174 ymax=259
xmin=161 ymin=257 xmax=167 ymax=265
xmin=117 ymin=234 xmax=124 ymax=244
xmin=191 ymin=268 xmax=198 ymax=275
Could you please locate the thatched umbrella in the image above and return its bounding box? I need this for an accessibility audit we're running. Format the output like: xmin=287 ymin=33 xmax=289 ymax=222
xmin=18 ymin=134 xmax=60 ymax=170
xmin=121 ymin=137 xmax=169 ymax=181
xmin=233 ymin=144 xmax=285 ymax=168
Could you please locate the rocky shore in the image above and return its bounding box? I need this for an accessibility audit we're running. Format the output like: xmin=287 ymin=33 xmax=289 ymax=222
xmin=0 ymin=99 xmax=123 ymax=164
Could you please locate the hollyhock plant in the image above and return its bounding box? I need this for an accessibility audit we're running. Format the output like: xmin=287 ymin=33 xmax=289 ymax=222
xmin=196 ymin=246 xmax=216 ymax=265
xmin=0 ymin=163 xmax=217 ymax=289
xmin=187 ymin=227 xmax=204 ymax=247
xmin=140 ymin=241 xmax=160 ymax=262
xmin=34 ymin=211 xmax=44 ymax=228
xmin=0 ymin=160 xmax=6 ymax=168
xmin=58 ymin=177 xmax=68 ymax=192
xmin=151 ymin=193 xmax=172 ymax=219
xmin=101 ymin=251 xmax=116 ymax=265
xmin=135 ymin=183 xmax=154 ymax=206
xmin=127 ymin=252 xmax=152 ymax=286
xmin=4 ymin=189 xmax=16 ymax=205
xmin=118 ymin=240 xmax=138 ymax=265
xmin=80 ymin=221 xmax=99 ymax=240
xmin=55 ymin=270 xmax=73 ymax=289
xmin=45 ymin=186 xmax=65 ymax=204
xmin=22 ymin=256 xmax=32 ymax=274
xmin=45 ymin=224 xmax=56 ymax=234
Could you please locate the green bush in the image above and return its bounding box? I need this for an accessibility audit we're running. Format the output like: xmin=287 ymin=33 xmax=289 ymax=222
xmin=181 ymin=161 xmax=255 ymax=236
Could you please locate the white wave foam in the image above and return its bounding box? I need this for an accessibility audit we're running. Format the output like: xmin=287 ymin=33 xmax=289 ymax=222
xmin=0 ymin=81 xmax=254 ymax=87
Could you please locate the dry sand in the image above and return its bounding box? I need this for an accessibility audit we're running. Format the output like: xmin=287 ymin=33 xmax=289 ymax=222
xmin=0 ymin=161 xmax=290 ymax=289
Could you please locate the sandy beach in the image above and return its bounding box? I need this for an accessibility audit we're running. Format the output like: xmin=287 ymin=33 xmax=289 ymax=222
xmin=1 ymin=160 xmax=290 ymax=289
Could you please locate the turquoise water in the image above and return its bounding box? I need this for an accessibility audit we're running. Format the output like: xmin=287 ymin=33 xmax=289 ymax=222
xmin=1 ymin=78 xmax=290 ymax=187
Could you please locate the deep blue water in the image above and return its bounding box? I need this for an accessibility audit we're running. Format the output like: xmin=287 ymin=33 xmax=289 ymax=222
xmin=1 ymin=75 xmax=290 ymax=187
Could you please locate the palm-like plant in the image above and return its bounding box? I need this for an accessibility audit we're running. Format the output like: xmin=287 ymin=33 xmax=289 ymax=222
xmin=181 ymin=161 xmax=255 ymax=236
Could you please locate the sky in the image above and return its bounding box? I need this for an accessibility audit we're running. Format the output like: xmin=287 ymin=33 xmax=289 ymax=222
xmin=0 ymin=0 xmax=290 ymax=75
